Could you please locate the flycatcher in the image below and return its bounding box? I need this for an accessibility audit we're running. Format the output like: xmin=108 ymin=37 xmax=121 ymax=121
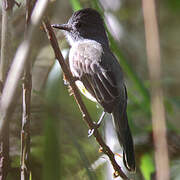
xmin=52 ymin=8 xmax=135 ymax=172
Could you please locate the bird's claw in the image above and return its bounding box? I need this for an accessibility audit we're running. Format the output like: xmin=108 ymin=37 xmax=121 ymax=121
xmin=88 ymin=128 xmax=95 ymax=137
xmin=63 ymin=76 xmax=78 ymax=86
xmin=88 ymin=112 xmax=106 ymax=137
xmin=63 ymin=79 xmax=69 ymax=86
xmin=88 ymin=122 xmax=100 ymax=137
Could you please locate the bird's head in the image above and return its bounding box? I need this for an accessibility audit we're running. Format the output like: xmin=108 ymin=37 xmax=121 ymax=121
xmin=52 ymin=8 xmax=109 ymax=46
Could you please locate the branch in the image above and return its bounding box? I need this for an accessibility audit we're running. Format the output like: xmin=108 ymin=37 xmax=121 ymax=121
xmin=142 ymin=0 xmax=170 ymax=180
xmin=43 ymin=18 xmax=129 ymax=180
xmin=20 ymin=0 xmax=35 ymax=179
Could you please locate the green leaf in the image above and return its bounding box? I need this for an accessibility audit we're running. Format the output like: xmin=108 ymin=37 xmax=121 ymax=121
xmin=43 ymin=69 xmax=62 ymax=180
xmin=69 ymin=0 xmax=82 ymax=11
xmin=43 ymin=112 xmax=61 ymax=180
xmin=140 ymin=153 xmax=155 ymax=180
xmin=29 ymin=172 xmax=32 ymax=180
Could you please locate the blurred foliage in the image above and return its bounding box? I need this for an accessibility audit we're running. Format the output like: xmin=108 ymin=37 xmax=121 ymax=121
xmin=140 ymin=153 xmax=155 ymax=180
xmin=69 ymin=0 xmax=82 ymax=11
xmin=165 ymin=0 xmax=180 ymax=12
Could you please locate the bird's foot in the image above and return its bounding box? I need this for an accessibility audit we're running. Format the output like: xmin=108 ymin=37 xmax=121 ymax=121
xmin=88 ymin=111 xmax=106 ymax=137
xmin=88 ymin=122 xmax=101 ymax=137
xmin=63 ymin=76 xmax=78 ymax=86
xmin=63 ymin=78 xmax=69 ymax=86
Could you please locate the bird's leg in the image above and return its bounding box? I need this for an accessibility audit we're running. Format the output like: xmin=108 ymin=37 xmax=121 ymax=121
xmin=88 ymin=111 xmax=106 ymax=137
xmin=63 ymin=74 xmax=79 ymax=86
xmin=97 ymin=111 xmax=106 ymax=126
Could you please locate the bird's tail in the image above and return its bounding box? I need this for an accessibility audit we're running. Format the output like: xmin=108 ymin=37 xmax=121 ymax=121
xmin=112 ymin=103 xmax=136 ymax=172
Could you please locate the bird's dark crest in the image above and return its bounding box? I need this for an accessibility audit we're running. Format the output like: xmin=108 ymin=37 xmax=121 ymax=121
xmin=69 ymin=8 xmax=103 ymax=25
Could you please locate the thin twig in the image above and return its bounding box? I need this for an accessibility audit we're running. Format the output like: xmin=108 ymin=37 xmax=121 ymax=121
xmin=43 ymin=18 xmax=129 ymax=180
xmin=142 ymin=1 xmax=170 ymax=180
xmin=20 ymin=0 xmax=34 ymax=179
xmin=0 ymin=0 xmax=15 ymax=179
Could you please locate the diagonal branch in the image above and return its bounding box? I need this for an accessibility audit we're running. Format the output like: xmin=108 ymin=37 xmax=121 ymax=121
xmin=42 ymin=18 xmax=129 ymax=180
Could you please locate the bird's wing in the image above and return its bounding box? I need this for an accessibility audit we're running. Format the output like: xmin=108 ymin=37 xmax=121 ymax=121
xmin=70 ymin=42 xmax=124 ymax=112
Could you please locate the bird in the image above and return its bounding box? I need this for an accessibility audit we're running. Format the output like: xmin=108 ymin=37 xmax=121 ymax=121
xmin=52 ymin=8 xmax=136 ymax=172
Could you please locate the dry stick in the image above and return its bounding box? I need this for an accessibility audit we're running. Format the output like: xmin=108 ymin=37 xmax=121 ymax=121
xmin=142 ymin=1 xmax=170 ymax=180
xmin=43 ymin=18 xmax=129 ymax=180
xmin=20 ymin=0 xmax=34 ymax=179
xmin=0 ymin=0 xmax=15 ymax=179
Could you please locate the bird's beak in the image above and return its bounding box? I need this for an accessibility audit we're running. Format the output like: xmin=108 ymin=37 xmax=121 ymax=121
xmin=51 ymin=23 xmax=72 ymax=32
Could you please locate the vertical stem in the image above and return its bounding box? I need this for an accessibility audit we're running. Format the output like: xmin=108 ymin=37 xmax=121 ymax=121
xmin=20 ymin=0 xmax=33 ymax=179
xmin=0 ymin=0 xmax=13 ymax=82
xmin=142 ymin=1 xmax=170 ymax=180
xmin=21 ymin=73 xmax=32 ymax=180
xmin=0 ymin=0 xmax=14 ymax=179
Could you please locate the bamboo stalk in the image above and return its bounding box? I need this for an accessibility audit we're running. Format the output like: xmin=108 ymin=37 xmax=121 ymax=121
xmin=142 ymin=0 xmax=170 ymax=180
xmin=0 ymin=0 xmax=15 ymax=179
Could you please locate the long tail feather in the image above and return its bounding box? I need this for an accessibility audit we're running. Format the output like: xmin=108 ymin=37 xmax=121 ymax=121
xmin=112 ymin=103 xmax=136 ymax=172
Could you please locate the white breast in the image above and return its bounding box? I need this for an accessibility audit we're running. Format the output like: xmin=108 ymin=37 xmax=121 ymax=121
xmin=69 ymin=39 xmax=103 ymax=77
xmin=68 ymin=39 xmax=103 ymax=102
